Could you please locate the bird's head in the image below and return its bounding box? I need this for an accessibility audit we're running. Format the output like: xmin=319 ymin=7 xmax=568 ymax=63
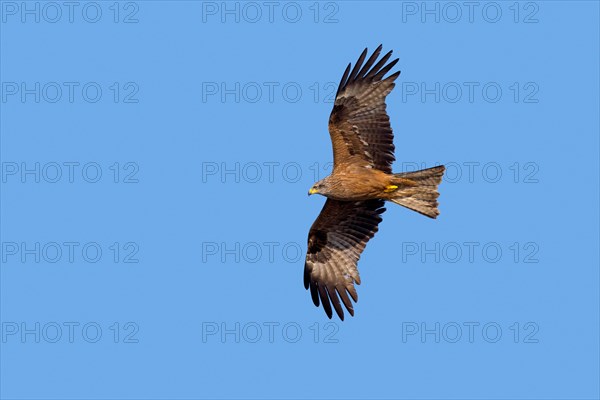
xmin=308 ymin=178 xmax=330 ymax=196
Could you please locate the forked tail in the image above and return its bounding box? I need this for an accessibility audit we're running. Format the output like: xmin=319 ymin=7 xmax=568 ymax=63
xmin=389 ymin=165 xmax=445 ymax=218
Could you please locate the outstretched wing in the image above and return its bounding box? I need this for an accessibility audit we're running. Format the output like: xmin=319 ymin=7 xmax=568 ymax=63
xmin=328 ymin=45 xmax=400 ymax=173
xmin=304 ymin=199 xmax=386 ymax=320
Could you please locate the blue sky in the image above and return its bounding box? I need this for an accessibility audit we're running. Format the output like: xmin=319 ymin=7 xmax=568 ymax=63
xmin=1 ymin=1 xmax=599 ymax=399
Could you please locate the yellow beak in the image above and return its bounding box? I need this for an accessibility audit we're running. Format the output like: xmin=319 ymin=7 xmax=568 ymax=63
xmin=308 ymin=187 xmax=318 ymax=195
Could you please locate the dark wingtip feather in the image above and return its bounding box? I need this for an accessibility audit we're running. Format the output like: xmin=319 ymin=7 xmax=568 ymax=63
xmin=337 ymin=287 xmax=355 ymax=317
xmin=347 ymin=47 xmax=369 ymax=83
xmin=318 ymin=285 xmax=333 ymax=319
xmin=336 ymin=63 xmax=352 ymax=96
xmin=310 ymin=283 xmax=320 ymax=307
xmin=357 ymin=45 xmax=383 ymax=79
xmin=327 ymin=286 xmax=345 ymax=321
xmin=365 ymin=50 xmax=393 ymax=80
xmin=303 ymin=269 xmax=310 ymax=289
xmin=385 ymin=70 xmax=401 ymax=84
xmin=348 ymin=286 xmax=359 ymax=303
xmin=373 ymin=57 xmax=400 ymax=81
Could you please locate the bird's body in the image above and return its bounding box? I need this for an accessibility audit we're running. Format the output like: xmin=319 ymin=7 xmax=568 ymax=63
xmin=312 ymin=165 xmax=392 ymax=201
xmin=304 ymin=45 xmax=446 ymax=320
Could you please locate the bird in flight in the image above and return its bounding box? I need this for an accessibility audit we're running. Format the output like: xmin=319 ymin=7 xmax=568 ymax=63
xmin=304 ymin=45 xmax=446 ymax=320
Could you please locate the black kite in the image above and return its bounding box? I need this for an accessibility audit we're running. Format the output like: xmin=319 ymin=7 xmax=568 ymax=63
xmin=304 ymin=45 xmax=446 ymax=320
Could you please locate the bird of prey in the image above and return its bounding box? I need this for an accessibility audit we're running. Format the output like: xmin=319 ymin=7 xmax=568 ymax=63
xmin=304 ymin=45 xmax=446 ymax=320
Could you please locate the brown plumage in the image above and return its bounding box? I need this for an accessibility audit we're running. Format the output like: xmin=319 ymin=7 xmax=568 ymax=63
xmin=304 ymin=45 xmax=446 ymax=320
